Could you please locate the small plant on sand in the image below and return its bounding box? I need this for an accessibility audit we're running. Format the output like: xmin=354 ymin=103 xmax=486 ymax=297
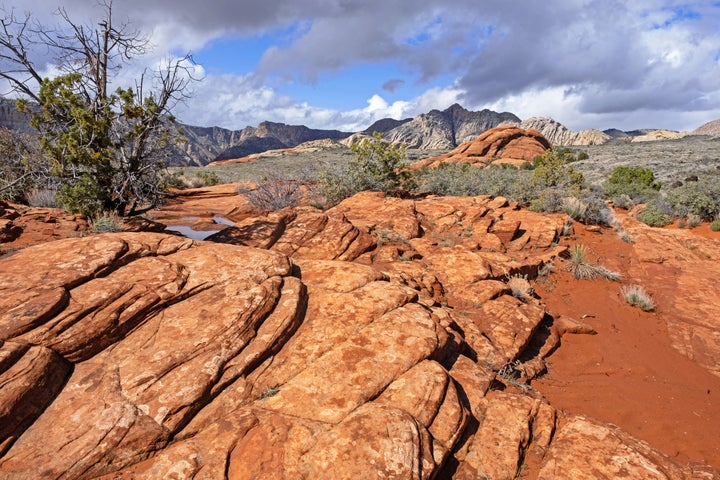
xmin=91 ymin=211 xmax=123 ymax=233
xmin=711 ymin=217 xmax=720 ymax=232
xmin=686 ymin=214 xmax=702 ymax=228
xmin=257 ymin=384 xmax=280 ymax=399
xmin=506 ymin=274 xmax=534 ymax=301
xmin=610 ymin=218 xmax=633 ymax=243
xmin=621 ymin=285 xmax=656 ymax=311
xmin=538 ymin=259 xmax=555 ymax=277
xmin=567 ymin=244 xmax=621 ymax=281
xmin=238 ymin=177 xmax=304 ymax=211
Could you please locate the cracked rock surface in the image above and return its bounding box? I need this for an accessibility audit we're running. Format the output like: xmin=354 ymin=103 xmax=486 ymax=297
xmin=1 ymin=193 xmax=717 ymax=479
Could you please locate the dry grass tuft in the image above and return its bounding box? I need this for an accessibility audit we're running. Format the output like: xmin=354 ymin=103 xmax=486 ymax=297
xmin=567 ymin=244 xmax=621 ymax=281
xmin=621 ymin=285 xmax=656 ymax=311
xmin=506 ymin=274 xmax=533 ymax=301
xmin=91 ymin=211 xmax=124 ymax=233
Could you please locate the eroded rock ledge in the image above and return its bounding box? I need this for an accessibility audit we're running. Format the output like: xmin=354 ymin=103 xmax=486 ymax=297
xmin=1 ymin=193 xmax=717 ymax=479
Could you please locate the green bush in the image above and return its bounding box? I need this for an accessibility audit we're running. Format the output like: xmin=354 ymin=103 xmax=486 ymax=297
xmin=532 ymin=148 xmax=585 ymax=191
xmin=161 ymin=171 xmax=186 ymax=190
xmin=317 ymin=132 xmax=413 ymax=205
xmin=603 ymin=165 xmax=660 ymax=201
xmin=198 ymin=171 xmax=220 ymax=187
xmin=636 ymin=205 xmax=672 ymax=227
xmin=710 ymin=220 xmax=720 ymax=232
xmin=56 ymin=173 xmax=106 ymax=218
xmin=665 ymin=177 xmax=720 ymax=220
xmin=415 ymin=163 xmax=538 ymax=203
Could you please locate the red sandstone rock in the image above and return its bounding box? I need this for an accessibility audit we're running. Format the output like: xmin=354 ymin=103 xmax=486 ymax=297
xmin=410 ymin=125 xmax=551 ymax=170
xmin=621 ymin=215 xmax=720 ymax=379
xmin=1 ymin=193 xmax=718 ymax=479
xmin=0 ymin=201 xmax=90 ymax=254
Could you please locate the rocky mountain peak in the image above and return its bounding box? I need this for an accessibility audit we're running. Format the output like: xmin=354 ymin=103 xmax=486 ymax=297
xmin=382 ymin=104 xmax=521 ymax=149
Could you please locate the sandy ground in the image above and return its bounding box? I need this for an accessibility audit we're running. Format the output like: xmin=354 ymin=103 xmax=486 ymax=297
xmin=532 ymin=222 xmax=720 ymax=468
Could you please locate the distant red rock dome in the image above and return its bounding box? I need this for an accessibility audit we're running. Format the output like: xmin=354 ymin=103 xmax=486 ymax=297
xmin=409 ymin=125 xmax=551 ymax=170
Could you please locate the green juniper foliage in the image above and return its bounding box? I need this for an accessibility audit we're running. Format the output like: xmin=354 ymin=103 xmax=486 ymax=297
xmin=1 ymin=3 xmax=197 ymax=216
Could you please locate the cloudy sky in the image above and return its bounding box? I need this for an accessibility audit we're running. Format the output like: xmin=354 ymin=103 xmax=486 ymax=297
xmin=2 ymin=0 xmax=720 ymax=132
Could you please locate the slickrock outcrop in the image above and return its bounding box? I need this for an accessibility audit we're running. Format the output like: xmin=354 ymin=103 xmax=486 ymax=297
xmin=410 ymin=125 xmax=551 ymax=170
xmin=520 ymin=116 xmax=611 ymax=146
xmin=620 ymin=215 xmax=720 ymax=379
xmin=1 ymin=194 xmax=718 ymax=479
xmin=0 ymin=200 xmax=90 ymax=254
xmin=630 ymin=129 xmax=687 ymax=142
xmin=692 ymin=118 xmax=720 ymax=137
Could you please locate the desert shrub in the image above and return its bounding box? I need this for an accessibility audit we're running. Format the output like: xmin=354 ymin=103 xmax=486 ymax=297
xmin=603 ymin=165 xmax=660 ymax=201
xmin=238 ymin=178 xmax=304 ymax=211
xmin=532 ymin=148 xmax=585 ymax=191
xmin=621 ymin=285 xmax=655 ymax=311
xmin=317 ymin=132 xmax=413 ymax=205
xmin=560 ymin=194 xmax=613 ymax=225
xmin=566 ymin=244 xmax=621 ymax=281
xmin=576 ymin=151 xmax=589 ymax=161
xmin=161 ymin=171 xmax=187 ymax=190
xmin=0 ymin=127 xmax=54 ymax=202
xmin=162 ymin=170 xmax=222 ymax=190
xmin=198 ymin=171 xmax=220 ymax=187
xmin=710 ymin=220 xmax=720 ymax=231
xmin=561 ymin=196 xmax=586 ymax=220
xmin=616 ymin=228 xmax=634 ymax=243
xmin=26 ymin=188 xmax=60 ymax=208
xmin=611 ymin=218 xmax=634 ymax=243
xmin=686 ymin=214 xmax=702 ymax=228
xmin=91 ymin=211 xmax=123 ymax=233
xmin=611 ymin=194 xmax=634 ymax=209
xmin=665 ymin=177 xmax=720 ymax=220
xmin=415 ymin=163 xmax=538 ymax=203
xmin=636 ymin=203 xmax=673 ymax=227
xmin=528 ymin=188 xmax=566 ymax=213
xmin=506 ymin=274 xmax=533 ymax=301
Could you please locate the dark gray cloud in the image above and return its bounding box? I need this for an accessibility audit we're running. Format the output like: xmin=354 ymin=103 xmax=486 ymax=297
xmin=3 ymin=0 xmax=720 ymax=131
xmin=382 ymin=78 xmax=405 ymax=93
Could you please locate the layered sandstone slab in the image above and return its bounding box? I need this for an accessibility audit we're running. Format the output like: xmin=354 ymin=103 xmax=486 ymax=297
xmin=409 ymin=125 xmax=551 ymax=170
xmin=1 ymin=194 xmax=717 ymax=479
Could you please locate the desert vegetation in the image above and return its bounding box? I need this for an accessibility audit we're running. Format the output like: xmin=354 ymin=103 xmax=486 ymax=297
xmin=237 ymin=177 xmax=305 ymax=211
xmin=317 ymin=132 xmax=415 ymax=204
xmin=621 ymin=285 xmax=656 ymax=312
xmin=0 ymin=2 xmax=197 ymax=216
xmin=506 ymin=274 xmax=534 ymax=301
xmin=566 ymin=244 xmax=621 ymax=281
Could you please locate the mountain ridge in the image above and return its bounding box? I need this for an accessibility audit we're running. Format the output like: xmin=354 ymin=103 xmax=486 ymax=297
xmin=0 ymin=97 xmax=709 ymax=167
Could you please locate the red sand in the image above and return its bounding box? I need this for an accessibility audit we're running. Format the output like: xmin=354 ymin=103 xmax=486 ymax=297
xmin=532 ymin=223 xmax=720 ymax=467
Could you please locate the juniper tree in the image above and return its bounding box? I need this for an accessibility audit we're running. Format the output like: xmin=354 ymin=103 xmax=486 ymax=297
xmin=0 ymin=1 xmax=198 ymax=216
